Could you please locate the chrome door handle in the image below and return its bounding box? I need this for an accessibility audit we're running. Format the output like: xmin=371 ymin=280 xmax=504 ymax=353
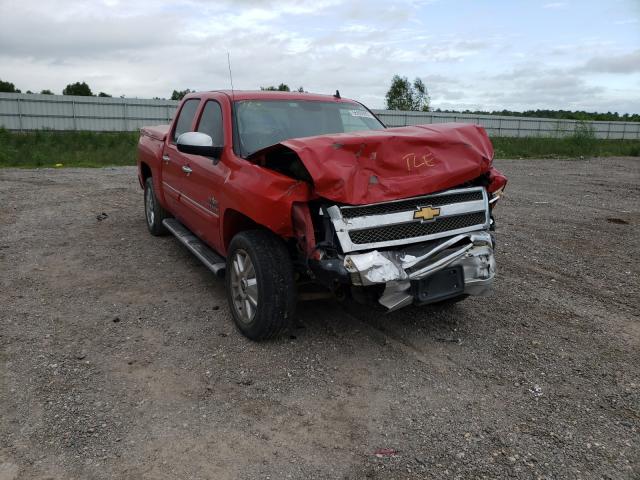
xmin=182 ymin=165 xmax=192 ymax=175
xmin=162 ymin=154 xmax=170 ymax=163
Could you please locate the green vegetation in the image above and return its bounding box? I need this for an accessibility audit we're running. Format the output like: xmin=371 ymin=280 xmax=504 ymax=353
xmin=434 ymin=108 xmax=640 ymax=123
xmin=62 ymin=81 xmax=93 ymax=96
xmin=0 ymin=129 xmax=138 ymax=168
xmin=260 ymin=84 xmax=306 ymax=92
xmin=260 ymin=84 xmax=291 ymax=91
xmin=492 ymin=136 xmax=640 ymax=159
xmin=171 ymin=89 xmax=194 ymax=101
xmin=0 ymin=128 xmax=638 ymax=168
xmin=385 ymin=75 xmax=430 ymax=112
xmin=1 ymin=78 xmax=115 ymax=97
xmin=0 ymin=79 xmax=21 ymax=93
xmin=490 ymin=120 xmax=640 ymax=158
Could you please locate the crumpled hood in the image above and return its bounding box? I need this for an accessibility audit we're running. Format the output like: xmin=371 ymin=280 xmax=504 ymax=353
xmin=255 ymin=123 xmax=495 ymax=205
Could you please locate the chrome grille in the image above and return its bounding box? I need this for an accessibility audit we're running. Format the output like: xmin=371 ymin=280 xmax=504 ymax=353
xmin=341 ymin=190 xmax=484 ymax=219
xmin=349 ymin=212 xmax=486 ymax=244
xmin=328 ymin=186 xmax=489 ymax=252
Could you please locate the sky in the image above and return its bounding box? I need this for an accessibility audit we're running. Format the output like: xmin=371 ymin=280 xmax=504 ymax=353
xmin=0 ymin=0 xmax=639 ymax=112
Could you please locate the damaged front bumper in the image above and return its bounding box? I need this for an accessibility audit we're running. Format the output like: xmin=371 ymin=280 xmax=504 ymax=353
xmin=343 ymin=231 xmax=495 ymax=311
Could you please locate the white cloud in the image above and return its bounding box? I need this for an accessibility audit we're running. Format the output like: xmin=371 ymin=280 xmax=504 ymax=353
xmin=578 ymin=50 xmax=640 ymax=74
xmin=0 ymin=0 xmax=638 ymax=113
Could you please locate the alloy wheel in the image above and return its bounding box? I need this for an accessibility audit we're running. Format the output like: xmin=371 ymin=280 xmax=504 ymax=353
xmin=230 ymin=249 xmax=258 ymax=323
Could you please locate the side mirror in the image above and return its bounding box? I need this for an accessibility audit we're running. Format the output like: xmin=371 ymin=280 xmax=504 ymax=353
xmin=177 ymin=132 xmax=223 ymax=159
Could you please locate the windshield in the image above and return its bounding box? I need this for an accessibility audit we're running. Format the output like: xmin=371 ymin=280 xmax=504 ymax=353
xmin=234 ymin=100 xmax=385 ymax=156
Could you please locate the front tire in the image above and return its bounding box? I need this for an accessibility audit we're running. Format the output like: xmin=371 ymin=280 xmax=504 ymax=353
xmin=226 ymin=230 xmax=296 ymax=340
xmin=144 ymin=177 xmax=169 ymax=236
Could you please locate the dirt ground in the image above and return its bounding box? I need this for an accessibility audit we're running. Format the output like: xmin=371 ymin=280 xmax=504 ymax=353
xmin=1 ymin=157 xmax=638 ymax=479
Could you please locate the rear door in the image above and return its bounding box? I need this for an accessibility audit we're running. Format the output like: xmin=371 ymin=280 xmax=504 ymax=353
xmin=161 ymin=98 xmax=200 ymax=217
xmin=178 ymin=99 xmax=229 ymax=253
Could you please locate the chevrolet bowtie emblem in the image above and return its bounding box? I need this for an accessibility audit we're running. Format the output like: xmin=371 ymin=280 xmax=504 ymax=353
xmin=414 ymin=206 xmax=441 ymax=222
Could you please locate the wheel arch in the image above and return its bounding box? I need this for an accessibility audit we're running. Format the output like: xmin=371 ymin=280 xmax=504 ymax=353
xmin=222 ymin=209 xmax=266 ymax=254
xmin=138 ymin=161 xmax=153 ymax=190
xmin=140 ymin=161 xmax=152 ymax=182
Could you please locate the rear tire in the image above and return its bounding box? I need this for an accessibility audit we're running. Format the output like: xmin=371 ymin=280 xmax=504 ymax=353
xmin=226 ymin=230 xmax=296 ymax=340
xmin=144 ymin=177 xmax=169 ymax=236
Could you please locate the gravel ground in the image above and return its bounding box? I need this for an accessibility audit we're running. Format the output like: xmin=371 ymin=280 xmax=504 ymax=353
xmin=1 ymin=157 xmax=638 ymax=479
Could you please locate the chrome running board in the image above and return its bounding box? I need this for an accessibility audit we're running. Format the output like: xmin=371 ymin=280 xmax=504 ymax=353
xmin=162 ymin=219 xmax=226 ymax=277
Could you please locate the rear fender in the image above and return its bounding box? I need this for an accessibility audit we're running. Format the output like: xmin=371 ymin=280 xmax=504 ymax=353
xmin=137 ymin=131 xmax=168 ymax=208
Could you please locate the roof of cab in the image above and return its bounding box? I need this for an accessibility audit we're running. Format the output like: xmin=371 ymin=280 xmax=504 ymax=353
xmin=183 ymin=90 xmax=359 ymax=103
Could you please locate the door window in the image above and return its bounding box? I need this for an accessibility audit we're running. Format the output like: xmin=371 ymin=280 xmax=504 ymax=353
xmin=172 ymin=99 xmax=200 ymax=142
xmin=197 ymin=101 xmax=224 ymax=146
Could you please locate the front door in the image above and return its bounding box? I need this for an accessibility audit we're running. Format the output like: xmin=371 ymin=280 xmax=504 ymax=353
xmin=177 ymin=100 xmax=227 ymax=253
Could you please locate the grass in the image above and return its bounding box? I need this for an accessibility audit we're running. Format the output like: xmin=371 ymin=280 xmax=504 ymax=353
xmin=0 ymin=128 xmax=638 ymax=168
xmin=492 ymin=136 xmax=640 ymax=159
xmin=0 ymin=129 xmax=138 ymax=168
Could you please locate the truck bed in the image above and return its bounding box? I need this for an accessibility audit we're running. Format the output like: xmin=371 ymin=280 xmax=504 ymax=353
xmin=140 ymin=125 xmax=170 ymax=142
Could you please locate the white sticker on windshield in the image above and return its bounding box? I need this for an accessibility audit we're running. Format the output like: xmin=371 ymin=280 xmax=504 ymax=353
xmin=349 ymin=109 xmax=374 ymax=119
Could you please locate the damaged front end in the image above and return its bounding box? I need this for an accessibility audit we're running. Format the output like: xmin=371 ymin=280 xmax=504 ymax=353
xmin=344 ymin=231 xmax=495 ymax=310
xmin=309 ymin=185 xmax=500 ymax=311
xmin=245 ymin=122 xmax=506 ymax=311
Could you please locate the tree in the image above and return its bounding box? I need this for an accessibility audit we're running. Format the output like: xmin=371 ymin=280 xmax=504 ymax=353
xmin=260 ymin=83 xmax=291 ymax=91
xmin=40 ymin=89 xmax=54 ymax=95
xmin=0 ymin=79 xmax=21 ymax=93
xmin=412 ymin=78 xmax=429 ymax=111
xmin=63 ymin=81 xmax=93 ymax=96
xmin=171 ymin=89 xmax=193 ymax=100
xmin=385 ymin=75 xmax=430 ymax=111
xmin=98 ymin=92 xmax=112 ymax=97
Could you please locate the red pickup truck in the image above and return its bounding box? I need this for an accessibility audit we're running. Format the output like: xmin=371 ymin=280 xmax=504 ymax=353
xmin=137 ymin=90 xmax=507 ymax=340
